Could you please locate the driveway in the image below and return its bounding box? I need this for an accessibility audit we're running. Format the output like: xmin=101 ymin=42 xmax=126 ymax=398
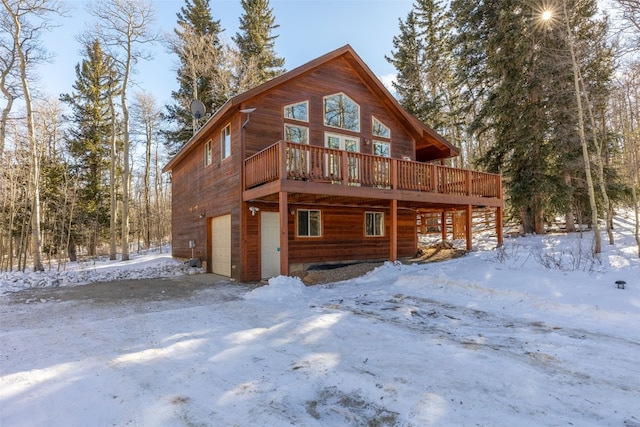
xmin=2 ymin=273 xmax=259 ymax=305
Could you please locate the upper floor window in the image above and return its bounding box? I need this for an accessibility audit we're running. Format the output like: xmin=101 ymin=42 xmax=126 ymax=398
xmin=221 ymin=124 xmax=231 ymax=159
xmin=284 ymin=124 xmax=309 ymax=144
xmin=372 ymin=117 xmax=391 ymax=139
xmin=204 ymin=140 xmax=212 ymax=166
xmin=373 ymin=141 xmax=390 ymax=157
xmin=284 ymin=101 xmax=308 ymax=122
xmin=324 ymin=93 xmax=359 ymax=132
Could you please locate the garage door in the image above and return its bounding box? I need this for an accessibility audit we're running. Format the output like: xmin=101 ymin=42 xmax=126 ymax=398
xmin=211 ymin=214 xmax=231 ymax=276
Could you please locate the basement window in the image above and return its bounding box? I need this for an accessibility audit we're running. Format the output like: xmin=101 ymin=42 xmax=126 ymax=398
xmin=365 ymin=212 xmax=384 ymax=237
xmin=297 ymin=209 xmax=321 ymax=237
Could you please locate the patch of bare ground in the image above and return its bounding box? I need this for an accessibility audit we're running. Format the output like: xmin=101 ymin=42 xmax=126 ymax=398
xmin=410 ymin=241 xmax=467 ymax=263
xmin=296 ymin=242 xmax=466 ymax=285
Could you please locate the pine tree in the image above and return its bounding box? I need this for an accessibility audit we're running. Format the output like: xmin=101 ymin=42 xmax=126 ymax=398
xmin=164 ymin=0 xmax=225 ymax=153
xmin=60 ymin=39 xmax=118 ymax=256
xmin=450 ymin=0 xmax=616 ymax=236
xmin=387 ymin=11 xmax=427 ymax=120
xmin=387 ymin=0 xmax=466 ymax=164
xmin=233 ymin=0 xmax=285 ymax=89
xmin=451 ymin=0 xmax=584 ymax=233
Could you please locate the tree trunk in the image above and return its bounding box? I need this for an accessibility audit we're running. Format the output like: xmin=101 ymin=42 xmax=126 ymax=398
xmin=520 ymin=207 xmax=535 ymax=234
xmin=121 ymin=67 xmax=130 ymax=261
xmin=109 ymin=88 xmax=118 ymax=260
xmin=564 ymin=172 xmax=576 ymax=232
xmin=578 ymin=67 xmax=614 ymax=245
xmin=564 ymin=1 xmax=601 ymax=254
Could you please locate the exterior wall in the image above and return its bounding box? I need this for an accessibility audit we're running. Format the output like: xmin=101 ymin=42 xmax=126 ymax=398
xmin=243 ymin=56 xmax=416 ymax=161
xmin=171 ymin=55 xmax=426 ymax=282
xmin=171 ymin=115 xmax=245 ymax=281
xmin=242 ymin=202 xmax=416 ymax=282
xmin=287 ymin=205 xmax=416 ymax=265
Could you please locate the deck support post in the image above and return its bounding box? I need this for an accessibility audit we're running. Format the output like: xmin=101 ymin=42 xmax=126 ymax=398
xmin=441 ymin=211 xmax=447 ymax=242
xmin=496 ymin=206 xmax=504 ymax=246
xmin=390 ymin=199 xmax=398 ymax=262
xmin=279 ymin=191 xmax=289 ymax=276
xmin=465 ymin=205 xmax=473 ymax=251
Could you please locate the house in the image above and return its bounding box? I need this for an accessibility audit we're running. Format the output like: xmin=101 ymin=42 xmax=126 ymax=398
xmin=162 ymin=45 xmax=503 ymax=282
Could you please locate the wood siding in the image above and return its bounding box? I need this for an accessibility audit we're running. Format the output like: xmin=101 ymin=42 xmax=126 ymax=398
xmin=288 ymin=206 xmax=416 ymax=265
xmin=243 ymin=56 xmax=415 ymax=161
xmin=167 ymin=48 xmax=503 ymax=282
xmin=240 ymin=203 xmax=416 ymax=281
xmin=170 ymin=116 xmax=245 ymax=280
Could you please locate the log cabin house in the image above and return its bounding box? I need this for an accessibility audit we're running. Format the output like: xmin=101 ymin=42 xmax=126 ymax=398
xmin=162 ymin=45 xmax=503 ymax=282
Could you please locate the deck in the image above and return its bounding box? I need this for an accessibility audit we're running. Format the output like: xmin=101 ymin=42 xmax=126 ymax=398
xmin=243 ymin=141 xmax=502 ymax=209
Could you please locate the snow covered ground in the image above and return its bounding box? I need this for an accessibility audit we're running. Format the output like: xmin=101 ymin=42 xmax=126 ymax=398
xmin=0 ymin=250 xmax=202 ymax=294
xmin=1 ymin=218 xmax=640 ymax=426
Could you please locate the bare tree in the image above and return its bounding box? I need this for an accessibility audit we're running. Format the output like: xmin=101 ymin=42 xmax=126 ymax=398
xmin=617 ymin=0 xmax=640 ymax=33
xmin=131 ymin=91 xmax=161 ymax=249
xmin=88 ymin=0 xmax=160 ymax=261
xmin=612 ymin=67 xmax=640 ymax=255
xmin=108 ymin=75 xmax=120 ymax=260
xmin=2 ymin=0 xmax=66 ymax=271
xmin=166 ymin=23 xmax=226 ymax=132
xmin=0 ymin=5 xmax=21 ymax=159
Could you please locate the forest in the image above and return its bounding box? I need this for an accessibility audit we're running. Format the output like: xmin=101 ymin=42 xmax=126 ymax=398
xmin=1 ymin=0 xmax=640 ymax=273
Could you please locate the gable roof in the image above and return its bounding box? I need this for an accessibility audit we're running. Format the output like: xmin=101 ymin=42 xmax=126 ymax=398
xmin=163 ymin=45 xmax=458 ymax=172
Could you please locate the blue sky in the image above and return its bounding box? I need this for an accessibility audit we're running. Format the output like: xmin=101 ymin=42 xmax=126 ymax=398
xmin=40 ymin=0 xmax=414 ymax=106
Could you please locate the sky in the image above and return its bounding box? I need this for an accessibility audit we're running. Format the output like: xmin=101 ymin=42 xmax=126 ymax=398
xmin=39 ymin=0 xmax=415 ymax=107
xmin=1 ymin=218 xmax=639 ymax=425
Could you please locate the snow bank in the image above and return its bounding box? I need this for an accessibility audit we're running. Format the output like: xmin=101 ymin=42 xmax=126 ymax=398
xmin=244 ymin=275 xmax=309 ymax=302
xmin=0 ymin=250 xmax=202 ymax=295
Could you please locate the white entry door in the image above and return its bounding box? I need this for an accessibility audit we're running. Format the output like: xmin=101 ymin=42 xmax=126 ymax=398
xmin=211 ymin=214 xmax=231 ymax=276
xmin=261 ymin=212 xmax=281 ymax=279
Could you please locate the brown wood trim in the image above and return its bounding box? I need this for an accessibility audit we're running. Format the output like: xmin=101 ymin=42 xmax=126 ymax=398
xmin=279 ymin=192 xmax=289 ymax=275
xmin=390 ymin=200 xmax=398 ymax=261
xmin=496 ymin=206 xmax=504 ymax=246
xmin=465 ymin=205 xmax=473 ymax=251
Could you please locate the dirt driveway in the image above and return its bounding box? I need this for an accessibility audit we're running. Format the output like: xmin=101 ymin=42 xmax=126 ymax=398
xmin=3 ymin=273 xmax=259 ymax=305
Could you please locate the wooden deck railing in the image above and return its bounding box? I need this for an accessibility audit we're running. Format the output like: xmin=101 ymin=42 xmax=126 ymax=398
xmin=244 ymin=141 xmax=501 ymax=199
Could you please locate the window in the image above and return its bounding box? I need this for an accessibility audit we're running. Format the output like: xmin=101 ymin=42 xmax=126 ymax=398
xmin=285 ymin=124 xmax=309 ymax=175
xmin=297 ymin=209 xmax=321 ymax=237
xmin=204 ymin=140 xmax=212 ymax=166
xmin=284 ymin=101 xmax=308 ymax=122
xmin=324 ymin=93 xmax=359 ymax=131
xmin=284 ymin=124 xmax=308 ymax=144
xmin=365 ymin=212 xmax=384 ymax=237
xmin=373 ymin=141 xmax=390 ymax=157
xmin=221 ymin=124 xmax=231 ymax=159
xmin=373 ymin=141 xmax=391 ymax=187
xmin=372 ymin=116 xmax=391 ymax=139
xmin=325 ymin=133 xmax=359 ymax=182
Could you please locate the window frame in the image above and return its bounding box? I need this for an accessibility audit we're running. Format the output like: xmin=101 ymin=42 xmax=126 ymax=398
xmin=323 ymin=92 xmax=360 ymax=132
xmin=284 ymin=100 xmax=309 ymax=122
xmin=221 ymin=124 xmax=231 ymax=160
xmin=296 ymin=209 xmax=322 ymax=238
xmin=373 ymin=140 xmax=391 ymax=158
xmin=372 ymin=116 xmax=391 ymax=139
xmin=284 ymin=123 xmax=309 ymax=144
xmin=365 ymin=211 xmax=385 ymax=237
xmin=204 ymin=140 xmax=212 ymax=166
